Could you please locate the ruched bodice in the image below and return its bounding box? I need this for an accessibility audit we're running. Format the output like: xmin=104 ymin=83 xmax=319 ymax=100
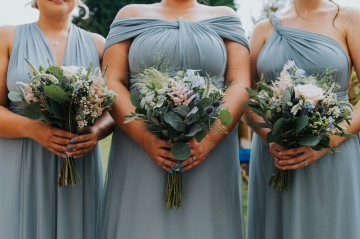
xmin=101 ymin=15 xmax=248 ymax=239
xmin=258 ymin=15 xmax=350 ymax=91
xmin=247 ymin=15 xmax=360 ymax=239
xmin=0 ymin=23 xmax=103 ymax=239
xmin=105 ymin=16 xmax=248 ymax=77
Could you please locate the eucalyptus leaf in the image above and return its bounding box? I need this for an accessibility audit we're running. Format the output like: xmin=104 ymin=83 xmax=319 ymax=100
xmin=130 ymin=93 xmax=141 ymax=108
xmin=219 ymin=109 xmax=232 ymax=126
xmin=24 ymin=102 xmax=41 ymax=119
xmin=266 ymin=132 xmax=280 ymax=144
xmin=299 ymin=134 xmax=320 ymax=146
xmin=8 ymin=91 xmax=23 ymax=102
xmin=163 ymin=111 xmax=186 ymax=131
xmin=173 ymin=105 xmax=190 ymax=117
xmin=171 ymin=142 xmax=191 ymax=161
xmin=272 ymin=118 xmax=285 ymax=136
xmin=295 ymin=115 xmax=309 ymax=133
xmin=195 ymin=122 xmax=208 ymax=142
xmin=282 ymin=88 xmax=292 ymax=111
xmin=185 ymin=123 xmax=202 ymax=137
xmin=44 ymin=85 xmax=69 ymax=103
xmin=50 ymin=100 xmax=64 ymax=118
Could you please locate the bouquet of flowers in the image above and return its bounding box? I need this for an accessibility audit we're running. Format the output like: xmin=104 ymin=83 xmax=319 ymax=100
xmin=8 ymin=59 xmax=116 ymax=187
xmin=245 ymin=60 xmax=353 ymax=192
xmin=125 ymin=68 xmax=232 ymax=208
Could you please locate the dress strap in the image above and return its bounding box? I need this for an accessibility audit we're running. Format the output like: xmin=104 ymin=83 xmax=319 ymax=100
xmin=269 ymin=14 xmax=281 ymax=32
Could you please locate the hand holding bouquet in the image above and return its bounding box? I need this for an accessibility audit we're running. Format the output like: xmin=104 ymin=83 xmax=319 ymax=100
xmin=9 ymin=59 xmax=116 ymax=187
xmin=245 ymin=60 xmax=353 ymax=192
xmin=125 ymin=68 xmax=232 ymax=208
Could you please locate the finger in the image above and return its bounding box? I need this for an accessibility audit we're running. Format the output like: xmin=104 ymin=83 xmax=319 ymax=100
xmin=156 ymin=156 xmax=178 ymax=167
xmin=71 ymin=134 xmax=94 ymax=143
xmin=68 ymin=148 xmax=93 ymax=157
xmin=52 ymin=129 xmax=76 ymax=139
xmin=48 ymin=146 xmax=67 ymax=157
xmin=50 ymin=143 xmax=69 ymax=153
xmin=283 ymin=159 xmax=311 ymax=170
xmin=181 ymin=155 xmax=199 ymax=167
xmin=51 ymin=136 xmax=72 ymax=146
xmin=280 ymin=147 xmax=307 ymax=156
xmin=68 ymin=141 xmax=95 ymax=150
xmin=278 ymin=154 xmax=308 ymax=166
xmin=183 ymin=160 xmax=201 ymax=171
xmin=270 ymin=149 xmax=293 ymax=160
xmin=158 ymin=149 xmax=175 ymax=160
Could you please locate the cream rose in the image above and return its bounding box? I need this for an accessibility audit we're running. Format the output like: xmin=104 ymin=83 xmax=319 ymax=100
xmin=61 ymin=66 xmax=87 ymax=78
xmin=294 ymin=83 xmax=324 ymax=104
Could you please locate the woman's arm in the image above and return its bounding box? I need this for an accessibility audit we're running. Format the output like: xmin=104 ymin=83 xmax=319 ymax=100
xmin=101 ymin=8 xmax=177 ymax=172
xmin=67 ymin=33 xmax=116 ymax=158
xmin=182 ymin=27 xmax=252 ymax=171
xmin=0 ymin=26 xmax=74 ymax=157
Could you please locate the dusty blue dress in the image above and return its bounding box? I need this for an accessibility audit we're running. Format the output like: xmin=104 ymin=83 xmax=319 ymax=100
xmin=101 ymin=16 xmax=249 ymax=239
xmin=247 ymin=15 xmax=360 ymax=239
xmin=0 ymin=23 xmax=104 ymax=239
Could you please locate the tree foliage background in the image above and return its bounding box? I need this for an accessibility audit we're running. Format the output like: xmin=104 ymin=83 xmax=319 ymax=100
xmin=73 ymin=0 xmax=235 ymax=37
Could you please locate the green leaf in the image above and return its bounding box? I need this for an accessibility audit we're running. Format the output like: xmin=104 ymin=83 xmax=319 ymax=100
xmin=44 ymin=85 xmax=69 ymax=103
xmin=173 ymin=105 xmax=190 ymax=117
xmin=197 ymin=98 xmax=212 ymax=109
xmin=171 ymin=142 xmax=191 ymax=161
xmin=50 ymin=100 xmax=64 ymax=118
xmin=41 ymin=111 xmax=56 ymax=125
xmin=299 ymin=134 xmax=321 ymax=146
xmin=248 ymin=121 xmax=270 ymax=128
xmin=266 ymin=132 xmax=280 ymax=144
xmin=281 ymin=88 xmax=292 ymax=111
xmin=294 ymin=115 xmax=309 ymax=133
xmin=8 ymin=91 xmax=23 ymax=102
xmin=46 ymin=66 xmax=63 ymax=79
xmin=163 ymin=111 xmax=186 ymax=131
xmin=185 ymin=123 xmax=202 ymax=137
xmin=245 ymin=87 xmax=259 ymax=99
xmin=219 ymin=109 xmax=232 ymax=125
xmin=195 ymin=122 xmax=208 ymax=142
xmin=24 ymin=102 xmax=41 ymax=119
xmin=130 ymin=93 xmax=141 ymax=109
xmin=185 ymin=107 xmax=200 ymax=125
xmin=272 ymin=118 xmax=285 ymax=136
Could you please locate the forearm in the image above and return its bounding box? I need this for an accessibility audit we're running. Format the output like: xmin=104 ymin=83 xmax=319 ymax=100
xmin=242 ymin=107 xmax=270 ymax=142
xmin=108 ymin=80 xmax=151 ymax=147
xmin=0 ymin=106 xmax=37 ymax=139
xmin=92 ymin=111 xmax=115 ymax=140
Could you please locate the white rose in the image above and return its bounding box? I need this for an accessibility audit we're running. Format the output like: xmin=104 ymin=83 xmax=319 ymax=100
xmin=294 ymin=84 xmax=324 ymax=104
xmin=61 ymin=66 xmax=87 ymax=78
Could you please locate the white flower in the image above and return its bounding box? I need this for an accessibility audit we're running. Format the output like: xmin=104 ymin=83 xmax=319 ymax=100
xmin=61 ymin=66 xmax=87 ymax=78
xmin=283 ymin=60 xmax=295 ymax=70
xmin=294 ymin=84 xmax=324 ymax=104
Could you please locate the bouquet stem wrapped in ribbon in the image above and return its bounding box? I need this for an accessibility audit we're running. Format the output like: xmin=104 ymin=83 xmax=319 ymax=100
xmin=245 ymin=60 xmax=353 ymax=192
xmin=8 ymin=59 xmax=116 ymax=187
xmin=125 ymin=68 xmax=232 ymax=208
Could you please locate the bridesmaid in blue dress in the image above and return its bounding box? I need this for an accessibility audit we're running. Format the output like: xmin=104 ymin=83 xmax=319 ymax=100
xmin=0 ymin=0 xmax=114 ymax=238
xmin=245 ymin=1 xmax=360 ymax=238
xmin=100 ymin=1 xmax=250 ymax=238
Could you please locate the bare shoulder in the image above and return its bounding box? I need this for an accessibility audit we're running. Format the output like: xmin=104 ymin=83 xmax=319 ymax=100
xmin=336 ymin=6 xmax=360 ymax=35
xmin=340 ymin=6 xmax=360 ymax=21
xmin=202 ymin=5 xmax=237 ymax=17
xmin=115 ymin=4 xmax=155 ymax=19
xmin=89 ymin=32 xmax=105 ymax=59
xmin=252 ymin=18 xmax=274 ymax=41
xmin=0 ymin=25 xmax=16 ymax=45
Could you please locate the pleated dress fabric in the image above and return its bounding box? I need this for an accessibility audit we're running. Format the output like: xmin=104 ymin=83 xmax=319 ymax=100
xmin=101 ymin=16 xmax=249 ymax=239
xmin=247 ymin=15 xmax=360 ymax=239
xmin=0 ymin=23 xmax=104 ymax=239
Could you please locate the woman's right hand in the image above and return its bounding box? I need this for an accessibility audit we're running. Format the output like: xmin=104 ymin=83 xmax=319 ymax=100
xmin=29 ymin=120 xmax=76 ymax=157
xmin=141 ymin=132 xmax=178 ymax=173
xmin=268 ymin=143 xmax=295 ymax=170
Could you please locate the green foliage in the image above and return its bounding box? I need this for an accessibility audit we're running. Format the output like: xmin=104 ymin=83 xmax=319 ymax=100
xmin=73 ymin=0 xmax=235 ymax=37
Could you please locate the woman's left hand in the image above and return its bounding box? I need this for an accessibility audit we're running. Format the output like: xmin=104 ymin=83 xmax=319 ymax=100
xmin=274 ymin=146 xmax=328 ymax=170
xmin=180 ymin=137 xmax=216 ymax=171
xmin=66 ymin=126 xmax=100 ymax=158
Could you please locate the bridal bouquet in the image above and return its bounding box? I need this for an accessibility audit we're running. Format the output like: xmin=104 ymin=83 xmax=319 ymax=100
xmin=245 ymin=60 xmax=353 ymax=192
xmin=125 ymin=68 xmax=232 ymax=208
xmin=8 ymin=59 xmax=116 ymax=187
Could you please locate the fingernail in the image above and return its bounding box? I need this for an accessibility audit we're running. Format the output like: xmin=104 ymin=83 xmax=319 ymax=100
xmin=62 ymin=155 xmax=67 ymax=158
xmin=67 ymin=145 xmax=73 ymax=149
xmin=70 ymin=138 xmax=77 ymax=143
xmin=180 ymin=169 xmax=185 ymax=173
xmin=168 ymin=170 xmax=173 ymax=174
xmin=171 ymin=166 xmax=179 ymax=170
xmin=279 ymin=161 xmax=284 ymax=165
xmin=73 ymin=156 xmax=78 ymax=159
xmin=176 ymin=163 xmax=182 ymax=167
xmin=279 ymin=152 xmax=283 ymax=156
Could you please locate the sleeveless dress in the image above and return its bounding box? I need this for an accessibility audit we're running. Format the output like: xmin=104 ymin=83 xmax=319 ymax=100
xmin=247 ymin=15 xmax=360 ymax=239
xmin=0 ymin=23 xmax=104 ymax=239
xmin=101 ymin=16 xmax=249 ymax=239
